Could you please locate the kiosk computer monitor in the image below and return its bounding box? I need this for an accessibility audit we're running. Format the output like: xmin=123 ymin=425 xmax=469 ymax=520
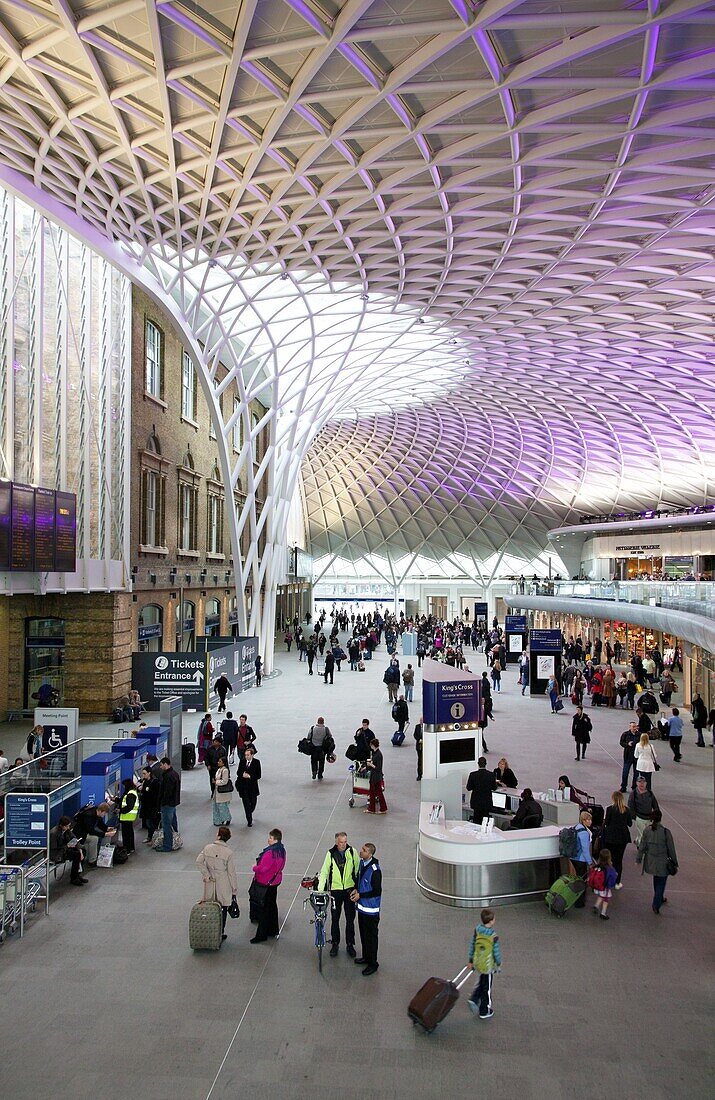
xmin=492 ymin=790 xmax=508 ymax=811
xmin=439 ymin=736 xmax=476 ymax=765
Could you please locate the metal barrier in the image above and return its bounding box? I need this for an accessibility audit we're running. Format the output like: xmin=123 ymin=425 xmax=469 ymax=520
xmin=0 ymin=857 xmax=45 ymax=943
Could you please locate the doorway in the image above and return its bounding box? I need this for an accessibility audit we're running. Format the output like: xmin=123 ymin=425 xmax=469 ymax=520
xmin=25 ymin=617 xmax=65 ymax=707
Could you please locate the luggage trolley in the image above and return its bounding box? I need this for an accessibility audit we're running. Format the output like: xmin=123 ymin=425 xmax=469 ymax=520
xmin=348 ymin=763 xmax=371 ymax=809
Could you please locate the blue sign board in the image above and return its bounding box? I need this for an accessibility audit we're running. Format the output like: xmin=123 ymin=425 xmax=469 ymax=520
xmin=424 ymin=678 xmax=481 ymax=727
xmin=529 ymin=629 xmax=562 ymax=652
xmin=505 ymin=615 xmax=527 ymax=631
xmin=4 ymin=793 xmax=49 ymax=849
xmin=474 ymin=602 xmax=488 ymax=621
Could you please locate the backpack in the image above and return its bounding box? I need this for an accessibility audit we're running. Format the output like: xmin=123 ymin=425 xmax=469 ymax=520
xmin=558 ymin=825 xmax=581 ymax=859
xmin=473 ymin=931 xmax=495 ymax=974
xmin=588 ymin=865 xmax=606 ymax=891
xmin=391 ymin=703 xmax=399 ymax=720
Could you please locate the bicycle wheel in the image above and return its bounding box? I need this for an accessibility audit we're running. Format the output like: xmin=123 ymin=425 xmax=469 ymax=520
xmin=316 ymin=918 xmax=325 ymax=973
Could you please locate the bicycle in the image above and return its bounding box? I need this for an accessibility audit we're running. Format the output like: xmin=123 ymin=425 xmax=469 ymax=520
xmin=301 ymin=876 xmax=334 ymax=973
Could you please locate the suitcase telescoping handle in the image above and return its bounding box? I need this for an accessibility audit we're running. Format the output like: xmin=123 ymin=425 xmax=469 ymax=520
xmin=452 ymin=965 xmax=473 ymax=990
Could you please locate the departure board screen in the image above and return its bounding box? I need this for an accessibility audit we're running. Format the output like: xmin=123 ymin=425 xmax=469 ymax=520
xmin=0 ymin=480 xmax=10 ymax=568
xmin=54 ymin=491 xmax=77 ymax=572
xmin=0 ymin=482 xmax=77 ymax=573
xmin=10 ymin=484 xmax=35 ymax=570
xmin=34 ymin=487 xmax=56 ymax=570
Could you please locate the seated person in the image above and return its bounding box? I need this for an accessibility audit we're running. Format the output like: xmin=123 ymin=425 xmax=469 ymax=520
xmin=493 ymin=757 xmax=518 ymax=789
xmin=50 ymin=816 xmax=87 ymax=886
xmin=508 ymin=788 xmax=544 ymax=830
xmin=127 ymin=689 xmax=146 ymax=718
xmin=73 ymin=802 xmax=116 ymax=864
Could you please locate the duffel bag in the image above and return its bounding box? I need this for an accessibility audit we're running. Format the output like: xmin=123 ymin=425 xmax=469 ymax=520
xmin=297 ymin=737 xmax=313 ymax=755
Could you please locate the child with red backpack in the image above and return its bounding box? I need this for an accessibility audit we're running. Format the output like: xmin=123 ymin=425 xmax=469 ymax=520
xmin=589 ymin=849 xmax=618 ymax=920
xmin=468 ymin=908 xmax=503 ymax=1019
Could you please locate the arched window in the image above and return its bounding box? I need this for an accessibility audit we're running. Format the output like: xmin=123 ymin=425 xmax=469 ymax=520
xmin=138 ymin=604 xmax=163 ymax=652
xmin=205 ymin=597 xmax=221 ymax=637
xmin=176 ymin=599 xmax=196 ymax=651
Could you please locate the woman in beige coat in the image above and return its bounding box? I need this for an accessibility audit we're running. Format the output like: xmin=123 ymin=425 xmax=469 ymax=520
xmin=196 ymin=827 xmax=239 ymax=940
xmin=212 ymin=755 xmax=233 ymax=825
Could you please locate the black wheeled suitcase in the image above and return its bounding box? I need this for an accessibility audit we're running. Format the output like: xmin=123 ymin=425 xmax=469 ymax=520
xmin=408 ymin=967 xmax=472 ymax=1033
xmin=182 ymin=739 xmax=196 ymax=770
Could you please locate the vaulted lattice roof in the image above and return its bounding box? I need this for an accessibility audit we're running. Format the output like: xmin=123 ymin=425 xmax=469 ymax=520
xmin=0 ymin=0 xmax=713 ymax=568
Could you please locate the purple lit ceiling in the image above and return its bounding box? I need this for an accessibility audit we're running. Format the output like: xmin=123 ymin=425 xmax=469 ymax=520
xmin=0 ymin=1 xmax=713 ymax=569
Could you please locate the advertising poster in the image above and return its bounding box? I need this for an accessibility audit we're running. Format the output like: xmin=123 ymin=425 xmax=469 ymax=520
xmin=537 ymin=655 xmax=554 ymax=679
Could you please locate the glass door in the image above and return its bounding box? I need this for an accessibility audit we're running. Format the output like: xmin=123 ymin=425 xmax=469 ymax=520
xmin=25 ymin=617 xmax=65 ymax=707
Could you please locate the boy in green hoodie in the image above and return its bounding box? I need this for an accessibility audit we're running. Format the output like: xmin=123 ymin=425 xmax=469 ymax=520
xmin=468 ymin=907 xmax=502 ymax=1019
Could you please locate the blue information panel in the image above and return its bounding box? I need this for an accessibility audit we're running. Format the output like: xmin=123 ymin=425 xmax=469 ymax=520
xmin=424 ymin=678 xmax=481 ymax=727
xmin=505 ymin=614 xmax=527 ymax=631
xmin=529 ymin=629 xmax=562 ymax=652
xmin=4 ymin=793 xmax=49 ymax=850
xmin=474 ymin=602 xmax=488 ymax=621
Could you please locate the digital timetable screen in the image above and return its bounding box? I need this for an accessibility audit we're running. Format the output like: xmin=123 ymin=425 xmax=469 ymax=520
xmin=0 ymin=480 xmax=76 ymax=572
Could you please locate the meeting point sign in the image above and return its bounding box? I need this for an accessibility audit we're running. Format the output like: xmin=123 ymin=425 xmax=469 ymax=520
xmin=132 ymin=651 xmax=208 ymax=710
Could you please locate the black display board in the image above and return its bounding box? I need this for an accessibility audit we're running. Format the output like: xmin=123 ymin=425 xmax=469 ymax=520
xmin=0 ymin=480 xmax=77 ymax=572
xmin=10 ymin=483 xmax=35 ymax=570
xmin=54 ymin=491 xmax=77 ymax=572
xmin=34 ymin=487 xmax=56 ymax=571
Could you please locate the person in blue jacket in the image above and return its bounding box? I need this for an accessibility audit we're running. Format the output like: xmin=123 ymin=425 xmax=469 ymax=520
xmin=571 ymin=809 xmax=593 ymax=908
xmin=350 ymin=843 xmax=381 ymax=976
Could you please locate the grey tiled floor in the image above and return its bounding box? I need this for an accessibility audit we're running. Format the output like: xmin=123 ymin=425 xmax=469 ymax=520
xmin=1 ymin=640 xmax=713 ymax=1099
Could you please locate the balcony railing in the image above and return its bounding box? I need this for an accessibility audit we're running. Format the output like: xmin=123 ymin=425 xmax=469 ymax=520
xmin=510 ymin=580 xmax=715 ymax=620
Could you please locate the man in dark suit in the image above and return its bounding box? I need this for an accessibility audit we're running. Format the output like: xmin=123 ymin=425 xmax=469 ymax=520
xmin=236 ymin=745 xmax=261 ymax=827
xmin=466 ymin=757 xmax=497 ymax=824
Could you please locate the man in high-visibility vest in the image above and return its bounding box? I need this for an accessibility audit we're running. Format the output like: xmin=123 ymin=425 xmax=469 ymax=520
xmin=317 ymin=832 xmax=360 ymax=959
xmin=350 ymin=843 xmax=382 ymax=976
xmin=119 ymin=778 xmax=140 ymax=853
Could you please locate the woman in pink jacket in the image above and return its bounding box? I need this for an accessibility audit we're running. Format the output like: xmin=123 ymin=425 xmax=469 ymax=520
xmin=249 ymin=828 xmax=287 ymax=943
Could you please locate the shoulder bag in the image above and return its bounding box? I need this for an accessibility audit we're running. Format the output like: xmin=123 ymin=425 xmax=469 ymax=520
xmin=651 ymin=746 xmax=660 ymax=772
xmin=216 ymin=775 xmax=234 ymax=794
xmin=248 ymin=868 xmax=280 ymax=907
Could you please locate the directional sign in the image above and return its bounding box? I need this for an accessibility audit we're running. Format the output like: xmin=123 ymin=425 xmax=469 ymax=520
xmin=4 ymin=793 xmax=50 ymax=851
xmin=132 ymin=651 xmax=208 ymax=710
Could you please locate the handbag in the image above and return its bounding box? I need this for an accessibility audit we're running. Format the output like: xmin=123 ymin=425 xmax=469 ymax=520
xmin=651 ymin=747 xmax=660 ymax=772
xmin=227 ymin=895 xmax=240 ymax=919
xmin=216 ymin=777 xmax=234 ymax=794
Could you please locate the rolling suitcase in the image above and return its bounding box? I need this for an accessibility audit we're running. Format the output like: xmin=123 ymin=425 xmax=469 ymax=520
xmin=189 ymin=884 xmax=223 ymax=950
xmin=545 ymin=874 xmax=586 ymax=917
xmin=408 ymin=966 xmax=472 ymax=1033
xmin=182 ymin=739 xmax=196 ymax=770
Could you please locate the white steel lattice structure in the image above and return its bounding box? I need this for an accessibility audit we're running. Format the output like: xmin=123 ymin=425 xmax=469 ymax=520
xmin=0 ymin=2 xmax=714 ymax=657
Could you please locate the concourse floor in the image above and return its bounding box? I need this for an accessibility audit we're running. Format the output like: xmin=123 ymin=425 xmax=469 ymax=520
xmin=1 ymin=642 xmax=713 ymax=1100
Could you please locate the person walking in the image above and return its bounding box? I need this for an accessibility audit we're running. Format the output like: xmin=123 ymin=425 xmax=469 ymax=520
xmin=628 ymin=777 xmax=660 ymax=843
xmin=118 ymin=778 xmax=139 ymax=854
xmin=392 ymin=694 xmax=409 ymax=738
xmin=589 ymin=849 xmax=618 ymax=919
xmin=666 ymin=707 xmax=684 ymax=762
xmin=236 ymin=745 xmax=261 ymax=827
xmin=636 ymin=810 xmax=678 ymax=914
xmin=220 ymin=712 xmax=239 ymax=764
xmin=634 ymin=732 xmax=658 ymax=790
xmin=490 ymin=658 xmax=502 ymax=693
xmin=402 ymin=663 xmax=415 ymax=702
xmin=197 ymin=713 xmax=214 ymax=764
xmin=317 ymin=831 xmax=360 ymax=958
xmin=307 ymin=640 xmax=316 ymax=676
xmin=350 ymin=842 xmax=381 ymax=975
xmin=571 ymin=706 xmax=592 ymax=761
xmin=603 ymin=790 xmax=633 ymax=889
xmin=466 ymin=757 xmax=496 ymax=824
xmin=250 ymin=828 xmax=286 ymax=943
xmin=307 ymin=717 xmax=332 ymax=781
xmin=204 ymin=736 xmax=223 ymax=797
xmin=196 ymin=827 xmax=239 ymax=942
xmin=365 ymin=739 xmax=387 ymax=814
xmin=619 ymin=720 xmax=639 ymax=792
xmin=212 ymin=755 xmax=233 ymax=826
xmin=519 ymin=651 xmax=529 ymax=695
xmin=383 ymin=660 xmax=400 ymax=704
xmin=254 ymin=655 xmax=262 ymax=686
xmin=213 ymin=674 xmax=232 ymax=713
xmin=467 ymin=907 xmax=502 ymax=1019
xmin=237 ymin=714 xmax=257 ymax=755
xmin=691 ymin=692 xmax=707 ymax=747
xmin=323 ymin=650 xmax=335 ymax=685
xmin=547 ymin=673 xmax=561 ymax=714
xmin=157 ymin=757 xmax=181 ymax=852
xmin=571 ymin=809 xmax=593 ymax=907
xmin=284 ymin=630 xmax=293 ymax=652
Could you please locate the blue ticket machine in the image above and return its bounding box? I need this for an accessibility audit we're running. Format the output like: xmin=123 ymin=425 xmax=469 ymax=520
xmin=80 ymin=752 xmax=123 ymax=809
xmin=140 ymin=725 xmax=169 ymax=760
xmin=111 ymin=738 xmax=150 ymax=783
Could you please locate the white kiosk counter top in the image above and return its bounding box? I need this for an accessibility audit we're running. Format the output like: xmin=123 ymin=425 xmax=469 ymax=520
xmin=417 ymin=802 xmax=563 ymax=907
